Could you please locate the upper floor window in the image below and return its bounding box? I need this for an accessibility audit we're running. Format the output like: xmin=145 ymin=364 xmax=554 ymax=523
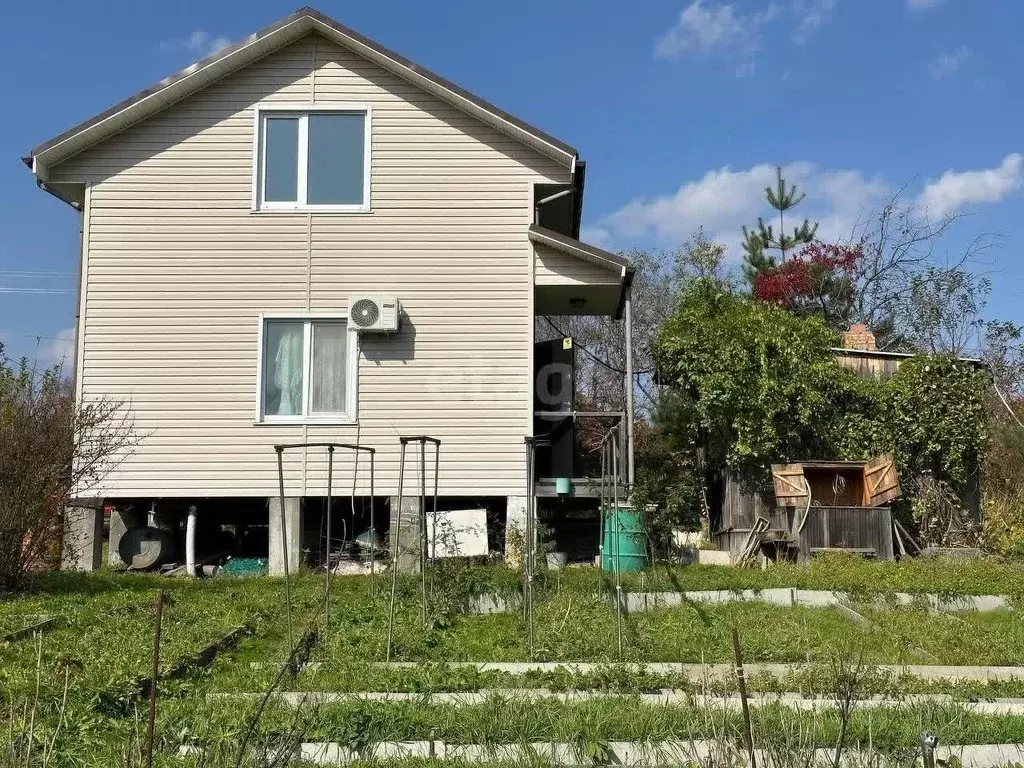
xmin=254 ymin=104 xmax=370 ymax=212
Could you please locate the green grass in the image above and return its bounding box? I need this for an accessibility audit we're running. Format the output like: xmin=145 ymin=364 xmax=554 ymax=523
xmin=4 ymin=560 xmax=1024 ymax=766
xmin=206 ymin=660 xmax=1024 ymax=700
xmin=311 ymin=586 xmax=1022 ymax=665
xmin=856 ymin=605 xmax=1024 ymax=666
xmin=149 ymin=695 xmax=1024 ymax=751
xmin=0 ymin=572 xmax=322 ymax=710
xmin=449 ymin=554 xmax=1024 ymax=599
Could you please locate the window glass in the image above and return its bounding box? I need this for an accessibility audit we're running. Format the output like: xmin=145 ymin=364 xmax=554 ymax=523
xmin=307 ymin=113 xmax=365 ymax=205
xmin=309 ymin=322 xmax=349 ymax=413
xmin=263 ymin=116 xmax=299 ymax=203
xmin=262 ymin=321 xmax=304 ymax=416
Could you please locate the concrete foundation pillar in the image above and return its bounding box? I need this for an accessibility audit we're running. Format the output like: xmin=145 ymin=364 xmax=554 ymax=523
xmin=108 ymin=506 xmax=140 ymax=567
xmin=504 ymin=495 xmax=528 ymax=568
xmin=389 ymin=495 xmax=422 ymax=572
xmin=269 ymin=497 xmax=303 ymax=576
xmin=61 ymin=506 xmax=103 ymax=571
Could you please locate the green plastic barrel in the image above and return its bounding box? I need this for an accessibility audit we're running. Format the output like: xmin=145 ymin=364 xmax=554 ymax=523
xmin=601 ymin=506 xmax=648 ymax=572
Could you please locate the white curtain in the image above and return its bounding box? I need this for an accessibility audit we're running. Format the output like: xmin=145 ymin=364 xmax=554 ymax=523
xmin=310 ymin=322 xmax=348 ymax=414
xmin=265 ymin=322 xmax=303 ymax=416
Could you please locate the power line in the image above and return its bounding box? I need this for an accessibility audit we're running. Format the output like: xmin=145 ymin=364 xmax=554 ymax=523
xmin=0 ymin=288 xmax=76 ymax=295
xmin=541 ymin=316 xmax=654 ymax=376
xmin=0 ymin=271 xmax=75 ymax=278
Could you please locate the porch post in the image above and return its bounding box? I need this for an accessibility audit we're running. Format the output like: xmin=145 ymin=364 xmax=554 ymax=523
xmin=624 ymin=283 xmax=635 ymax=486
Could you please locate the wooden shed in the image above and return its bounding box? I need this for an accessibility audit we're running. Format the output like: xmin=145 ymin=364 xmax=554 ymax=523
xmin=712 ymin=456 xmax=901 ymax=562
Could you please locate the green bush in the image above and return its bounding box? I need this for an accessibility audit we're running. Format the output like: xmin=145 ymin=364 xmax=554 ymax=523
xmin=649 ymin=283 xmax=992 ymax=544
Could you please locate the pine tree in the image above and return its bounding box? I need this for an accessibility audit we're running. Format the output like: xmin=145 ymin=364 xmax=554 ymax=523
xmin=742 ymin=166 xmax=818 ymax=285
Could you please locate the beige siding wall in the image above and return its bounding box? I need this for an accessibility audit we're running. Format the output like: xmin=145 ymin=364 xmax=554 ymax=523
xmin=534 ymin=243 xmax=619 ymax=286
xmin=51 ymin=34 xmax=570 ymax=498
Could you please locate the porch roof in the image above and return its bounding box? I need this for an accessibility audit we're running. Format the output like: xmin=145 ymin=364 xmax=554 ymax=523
xmin=529 ymin=225 xmax=634 ymax=319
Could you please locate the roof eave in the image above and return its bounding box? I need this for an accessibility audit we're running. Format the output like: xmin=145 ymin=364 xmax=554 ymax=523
xmin=527 ymin=223 xmax=630 ymax=271
xmin=614 ymin=265 xmax=636 ymax=321
xmin=528 ymin=223 xmax=632 ymax=320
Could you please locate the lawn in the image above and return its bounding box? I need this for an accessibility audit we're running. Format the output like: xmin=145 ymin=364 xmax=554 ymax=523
xmin=2 ymin=556 xmax=1023 ymax=765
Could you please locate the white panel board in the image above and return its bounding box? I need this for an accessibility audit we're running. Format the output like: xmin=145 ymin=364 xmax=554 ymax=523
xmin=427 ymin=508 xmax=488 ymax=558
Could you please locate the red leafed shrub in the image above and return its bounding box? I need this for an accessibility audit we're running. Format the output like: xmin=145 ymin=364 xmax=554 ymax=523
xmin=754 ymin=242 xmax=862 ymax=309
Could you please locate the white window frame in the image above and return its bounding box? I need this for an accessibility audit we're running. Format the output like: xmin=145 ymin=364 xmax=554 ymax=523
xmin=251 ymin=103 xmax=372 ymax=213
xmin=255 ymin=313 xmax=360 ymax=425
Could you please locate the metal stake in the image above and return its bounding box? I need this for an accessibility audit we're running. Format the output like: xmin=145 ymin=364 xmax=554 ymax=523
xmin=144 ymin=589 xmax=164 ymax=768
xmin=919 ymin=732 xmax=938 ymax=768
xmin=432 ymin=440 xmax=440 ymax=593
xmin=733 ymin=628 xmax=757 ymax=768
xmin=275 ymin=447 xmax=294 ymax=652
xmin=599 ymin=441 xmax=607 ymax=564
xmin=420 ymin=438 xmax=428 ymax=625
xmin=524 ymin=437 xmax=537 ymax=661
xmin=324 ymin=445 xmax=335 ymax=635
xmin=370 ymin=452 xmax=376 ymax=592
xmin=611 ymin=429 xmax=623 ymax=660
xmin=386 ymin=439 xmax=407 ymax=662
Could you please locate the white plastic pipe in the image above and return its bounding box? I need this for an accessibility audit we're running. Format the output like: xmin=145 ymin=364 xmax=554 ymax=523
xmin=185 ymin=505 xmax=198 ymax=577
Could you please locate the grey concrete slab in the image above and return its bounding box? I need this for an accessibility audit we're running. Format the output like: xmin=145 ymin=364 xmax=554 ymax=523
xmin=253 ymin=660 xmax=1024 ymax=684
xmin=793 ymin=589 xmax=841 ymax=607
xmin=464 ymin=589 xmax=1012 ymax=615
xmin=268 ymin=496 xmax=302 ymax=576
xmin=210 ymin=690 xmax=1024 ymax=716
xmin=389 ymin=495 xmax=423 ymax=572
xmin=467 ymin=594 xmax=515 ymax=614
xmin=292 ymin=741 xmax=1024 ymax=767
xmin=61 ymin=505 xmax=103 ymax=571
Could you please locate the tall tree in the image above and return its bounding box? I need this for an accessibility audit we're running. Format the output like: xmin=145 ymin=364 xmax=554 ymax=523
xmin=742 ymin=166 xmax=818 ymax=285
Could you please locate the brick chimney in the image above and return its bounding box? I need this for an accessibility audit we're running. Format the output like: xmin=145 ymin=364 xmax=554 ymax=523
xmin=843 ymin=323 xmax=877 ymax=351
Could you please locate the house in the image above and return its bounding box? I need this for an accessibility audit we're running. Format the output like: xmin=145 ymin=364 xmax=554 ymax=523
xmin=29 ymin=8 xmax=634 ymax=573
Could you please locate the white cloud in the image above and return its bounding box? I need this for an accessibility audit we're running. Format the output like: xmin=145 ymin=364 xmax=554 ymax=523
xmin=39 ymin=327 xmax=75 ymax=369
xmin=908 ymin=0 xmax=944 ymax=9
xmin=580 ymin=226 xmax=613 ymax=249
xmin=654 ymin=1 xmax=781 ymax=76
xmin=917 ymin=154 xmax=1023 ymax=217
xmin=594 ymin=162 xmax=889 ymax=255
xmin=159 ymin=29 xmax=231 ymax=59
xmin=928 ymin=46 xmax=971 ymax=79
xmin=792 ymin=0 xmax=837 ymax=44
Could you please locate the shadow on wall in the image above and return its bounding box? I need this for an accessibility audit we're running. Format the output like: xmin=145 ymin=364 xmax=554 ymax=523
xmin=361 ymin=311 xmax=416 ymax=363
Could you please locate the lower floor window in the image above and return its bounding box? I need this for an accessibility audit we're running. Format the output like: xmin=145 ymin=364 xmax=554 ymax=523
xmin=260 ymin=317 xmax=355 ymax=421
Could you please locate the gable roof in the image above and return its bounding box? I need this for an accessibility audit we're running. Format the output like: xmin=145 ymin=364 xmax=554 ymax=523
xmin=26 ymin=6 xmax=579 ymax=174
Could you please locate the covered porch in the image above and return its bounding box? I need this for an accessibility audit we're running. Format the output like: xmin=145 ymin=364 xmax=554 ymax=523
xmin=529 ymin=224 xmax=635 ymax=498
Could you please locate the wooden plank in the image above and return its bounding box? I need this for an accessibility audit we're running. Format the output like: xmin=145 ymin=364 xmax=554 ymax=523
xmin=864 ymin=454 xmax=900 ymax=506
xmin=770 ymin=464 xmax=808 ymax=506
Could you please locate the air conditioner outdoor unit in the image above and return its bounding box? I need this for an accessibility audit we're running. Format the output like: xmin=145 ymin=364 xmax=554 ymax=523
xmin=348 ymin=294 xmax=401 ymax=332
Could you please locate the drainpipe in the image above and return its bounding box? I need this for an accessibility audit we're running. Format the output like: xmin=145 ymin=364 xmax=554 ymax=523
xmin=72 ymin=200 xmax=84 ymax=391
xmin=533 ymin=187 xmax=574 ymax=226
xmin=185 ymin=505 xmax=198 ymax=577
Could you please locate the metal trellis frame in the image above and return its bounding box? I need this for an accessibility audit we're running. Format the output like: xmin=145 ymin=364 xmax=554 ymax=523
xmin=523 ymin=435 xmax=550 ymax=662
xmin=386 ymin=435 xmax=441 ymax=662
xmin=596 ymin=424 xmax=625 ymax=659
xmin=274 ymin=442 xmax=377 ymax=647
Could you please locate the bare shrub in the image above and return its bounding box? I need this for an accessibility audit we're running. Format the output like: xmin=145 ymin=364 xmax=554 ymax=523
xmin=0 ymin=346 xmax=135 ymax=591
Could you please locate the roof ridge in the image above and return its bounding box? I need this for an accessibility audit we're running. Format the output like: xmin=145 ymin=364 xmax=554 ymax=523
xmin=28 ymin=7 xmax=578 ymax=169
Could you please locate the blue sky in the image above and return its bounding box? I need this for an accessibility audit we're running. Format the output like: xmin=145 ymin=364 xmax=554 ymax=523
xmin=1 ymin=0 xmax=1021 ymax=362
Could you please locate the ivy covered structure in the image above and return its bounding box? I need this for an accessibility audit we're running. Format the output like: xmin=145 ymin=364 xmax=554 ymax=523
xmin=649 ymin=283 xmax=990 ymax=563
